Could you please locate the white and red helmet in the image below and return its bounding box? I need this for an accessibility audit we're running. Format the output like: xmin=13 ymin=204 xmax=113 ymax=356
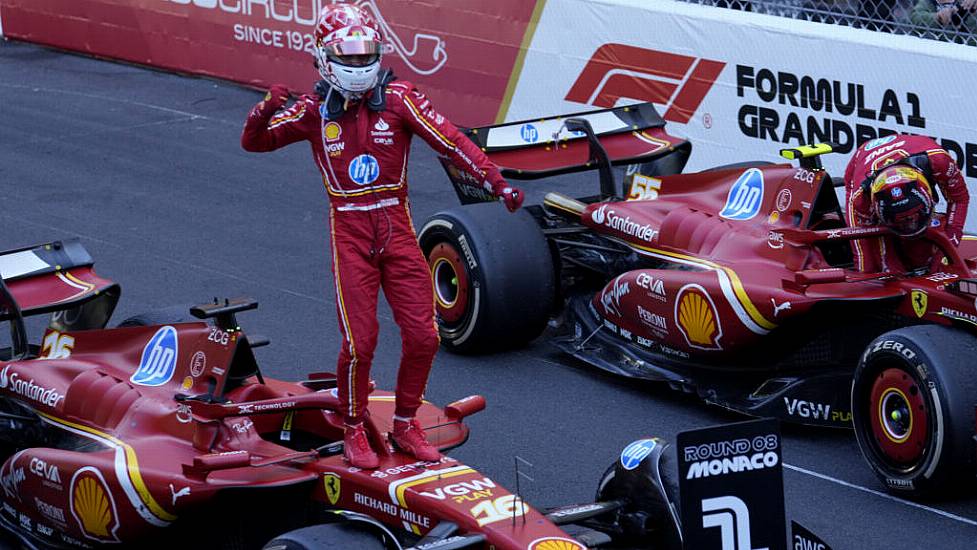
xmin=314 ymin=4 xmax=384 ymax=96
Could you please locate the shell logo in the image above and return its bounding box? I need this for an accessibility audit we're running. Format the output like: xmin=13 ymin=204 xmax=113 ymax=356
xmin=324 ymin=121 xmax=342 ymax=142
xmin=70 ymin=467 xmax=120 ymax=543
xmin=675 ymin=284 xmax=723 ymax=350
xmin=530 ymin=537 xmax=587 ymax=550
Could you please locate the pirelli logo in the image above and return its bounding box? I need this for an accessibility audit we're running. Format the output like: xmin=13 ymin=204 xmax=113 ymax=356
xmin=565 ymin=43 xmax=726 ymax=124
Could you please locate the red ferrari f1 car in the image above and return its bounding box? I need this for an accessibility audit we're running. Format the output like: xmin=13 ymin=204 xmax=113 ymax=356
xmin=0 ymin=239 xmax=683 ymax=549
xmin=419 ymin=103 xmax=977 ymax=497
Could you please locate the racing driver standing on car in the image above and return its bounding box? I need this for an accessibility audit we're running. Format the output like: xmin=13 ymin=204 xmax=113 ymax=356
xmin=843 ymin=134 xmax=969 ymax=274
xmin=240 ymin=4 xmax=522 ymax=469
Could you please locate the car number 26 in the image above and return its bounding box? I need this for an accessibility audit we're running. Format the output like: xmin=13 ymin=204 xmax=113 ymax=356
xmin=208 ymin=328 xmax=230 ymax=346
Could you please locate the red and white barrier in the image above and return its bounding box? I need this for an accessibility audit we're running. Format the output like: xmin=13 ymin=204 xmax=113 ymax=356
xmin=0 ymin=0 xmax=539 ymax=126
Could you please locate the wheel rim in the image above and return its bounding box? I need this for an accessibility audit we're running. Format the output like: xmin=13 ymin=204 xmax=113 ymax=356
xmin=868 ymin=367 xmax=929 ymax=467
xmin=427 ymin=243 xmax=470 ymax=325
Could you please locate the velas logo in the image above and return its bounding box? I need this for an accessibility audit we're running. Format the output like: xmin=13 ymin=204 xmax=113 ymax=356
xmin=865 ymin=135 xmax=896 ymax=150
xmin=566 ymin=43 xmax=726 ymax=124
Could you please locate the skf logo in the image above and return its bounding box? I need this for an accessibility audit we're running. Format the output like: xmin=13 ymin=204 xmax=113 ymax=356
xmin=565 ymin=43 xmax=725 ymax=124
xmin=702 ymin=496 xmax=763 ymax=550
xmin=911 ymin=289 xmax=927 ymax=318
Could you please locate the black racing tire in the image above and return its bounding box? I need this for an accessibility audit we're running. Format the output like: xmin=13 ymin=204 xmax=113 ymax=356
xmin=701 ymin=160 xmax=775 ymax=172
xmin=263 ymin=522 xmax=388 ymax=550
xmin=851 ymin=325 xmax=977 ymax=497
xmin=115 ymin=305 xmax=196 ymax=328
xmin=418 ymin=203 xmax=556 ymax=353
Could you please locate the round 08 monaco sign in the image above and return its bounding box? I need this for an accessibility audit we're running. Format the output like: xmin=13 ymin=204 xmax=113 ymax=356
xmin=677 ymin=418 xmax=787 ymax=550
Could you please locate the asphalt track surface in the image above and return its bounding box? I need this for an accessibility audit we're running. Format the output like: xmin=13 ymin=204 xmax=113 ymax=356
xmin=1 ymin=39 xmax=976 ymax=549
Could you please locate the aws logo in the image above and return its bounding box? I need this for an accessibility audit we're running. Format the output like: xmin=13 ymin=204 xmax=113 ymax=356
xmin=565 ymin=43 xmax=726 ymax=124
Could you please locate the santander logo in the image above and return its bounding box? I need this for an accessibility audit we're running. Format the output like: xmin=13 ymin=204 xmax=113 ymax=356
xmin=566 ymin=43 xmax=725 ymax=124
xmin=592 ymin=204 xmax=608 ymax=224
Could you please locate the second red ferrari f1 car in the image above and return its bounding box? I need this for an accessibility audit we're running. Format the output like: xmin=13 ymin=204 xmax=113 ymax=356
xmin=419 ymin=103 xmax=977 ymax=497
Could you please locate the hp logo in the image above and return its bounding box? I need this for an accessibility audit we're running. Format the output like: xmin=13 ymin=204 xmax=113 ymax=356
xmin=520 ymin=124 xmax=539 ymax=144
xmin=720 ymin=169 xmax=764 ymax=221
xmin=620 ymin=439 xmax=657 ymax=470
xmin=130 ymin=326 xmax=179 ymax=387
xmin=349 ymin=154 xmax=380 ymax=186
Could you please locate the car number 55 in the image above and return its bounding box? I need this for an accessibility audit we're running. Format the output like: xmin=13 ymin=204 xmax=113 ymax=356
xmin=628 ymin=174 xmax=663 ymax=201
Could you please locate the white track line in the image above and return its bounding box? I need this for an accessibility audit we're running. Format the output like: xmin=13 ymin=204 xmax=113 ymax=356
xmin=785 ymin=463 xmax=977 ymax=527
xmin=0 ymin=83 xmax=238 ymax=125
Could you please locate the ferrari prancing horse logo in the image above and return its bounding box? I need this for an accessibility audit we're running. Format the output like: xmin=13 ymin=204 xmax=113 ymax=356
xmin=324 ymin=473 xmax=341 ymax=505
xmin=911 ymin=289 xmax=928 ymax=318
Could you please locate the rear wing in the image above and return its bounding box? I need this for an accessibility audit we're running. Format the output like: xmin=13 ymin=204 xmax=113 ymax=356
xmin=0 ymin=239 xmax=119 ymax=320
xmin=442 ymin=103 xmax=692 ymax=204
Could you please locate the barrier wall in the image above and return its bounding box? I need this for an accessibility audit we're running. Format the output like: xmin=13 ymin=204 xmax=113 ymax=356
xmin=3 ymin=0 xmax=977 ymax=226
xmin=0 ymin=0 xmax=541 ymax=126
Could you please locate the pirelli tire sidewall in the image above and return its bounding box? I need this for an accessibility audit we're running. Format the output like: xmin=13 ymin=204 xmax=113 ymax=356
xmin=851 ymin=325 xmax=977 ymax=496
xmin=418 ymin=203 xmax=556 ymax=353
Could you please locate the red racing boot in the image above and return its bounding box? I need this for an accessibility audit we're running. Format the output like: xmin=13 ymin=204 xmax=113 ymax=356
xmin=344 ymin=423 xmax=379 ymax=469
xmin=390 ymin=418 xmax=442 ymax=462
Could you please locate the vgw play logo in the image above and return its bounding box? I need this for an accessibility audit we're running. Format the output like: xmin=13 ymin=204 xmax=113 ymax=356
xmin=720 ymin=169 xmax=764 ymax=221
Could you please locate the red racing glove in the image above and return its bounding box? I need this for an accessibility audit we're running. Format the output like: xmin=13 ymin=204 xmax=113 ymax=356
xmin=255 ymin=84 xmax=290 ymax=118
xmin=495 ymin=184 xmax=524 ymax=212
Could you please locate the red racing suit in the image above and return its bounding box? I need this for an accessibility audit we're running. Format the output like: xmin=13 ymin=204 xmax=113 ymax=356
xmin=843 ymin=134 xmax=969 ymax=273
xmin=241 ymin=78 xmax=507 ymax=423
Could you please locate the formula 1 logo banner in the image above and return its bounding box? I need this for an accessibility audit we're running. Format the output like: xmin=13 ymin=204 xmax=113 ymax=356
xmin=0 ymin=0 xmax=538 ymax=126
xmin=507 ymin=0 xmax=977 ymax=229
xmin=677 ymin=418 xmax=786 ymax=550
xmin=564 ymin=43 xmax=725 ymax=125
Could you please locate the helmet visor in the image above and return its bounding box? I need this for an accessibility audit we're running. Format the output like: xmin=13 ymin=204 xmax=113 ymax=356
xmin=885 ymin=205 xmax=931 ymax=237
xmin=326 ymin=40 xmax=381 ymax=66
